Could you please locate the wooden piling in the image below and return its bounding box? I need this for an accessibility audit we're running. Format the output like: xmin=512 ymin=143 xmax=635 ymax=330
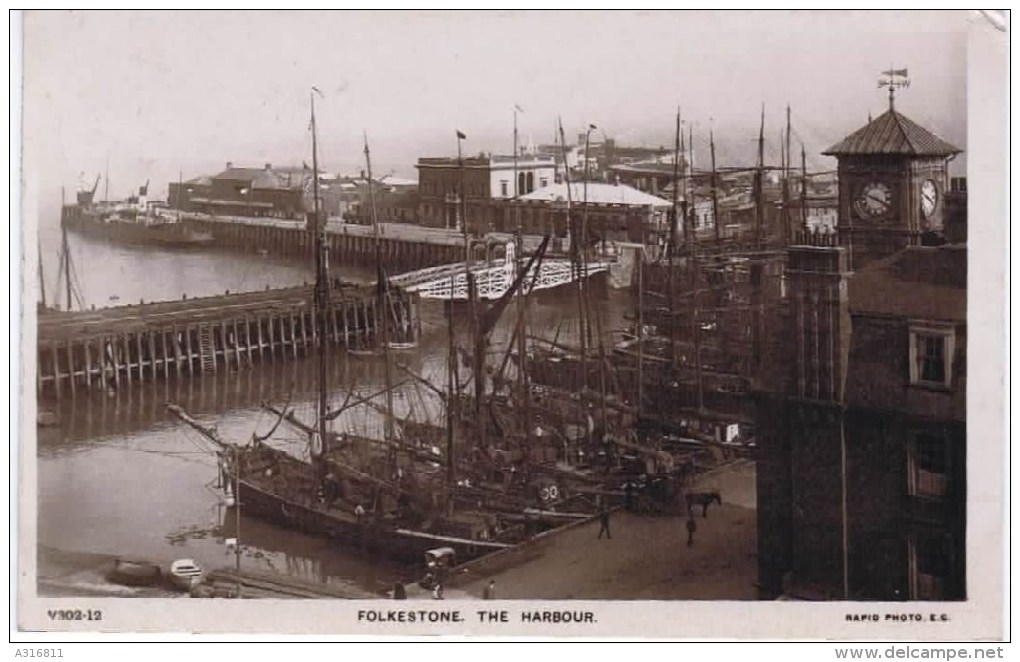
xmin=36 ymin=282 xmax=419 ymax=400
xmin=148 ymin=332 xmax=157 ymax=381
xmin=124 ymin=335 xmax=133 ymax=386
xmin=184 ymin=326 xmax=195 ymax=375
xmin=256 ymin=318 xmax=265 ymax=360
xmin=66 ymin=342 xmax=76 ymax=397
xmin=289 ymin=315 xmax=297 ymax=359
xmin=233 ymin=319 xmax=243 ymax=367
xmin=84 ymin=340 xmax=93 ymax=389
xmin=110 ymin=338 xmax=121 ymax=389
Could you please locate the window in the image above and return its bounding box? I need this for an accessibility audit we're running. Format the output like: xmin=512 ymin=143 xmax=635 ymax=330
xmin=526 ymin=172 xmax=534 ymax=194
xmin=909 ymin=531 xmax=951 ymax=600
xmin=500 ymin=180 xmax=508 ymax=197
xmin=908 ymin=323 xmax=955 ymax=387
xmin=909 ymin=432 xmax=949 ymax=497
xmin=918 ymin=335 xmax=945 ymax=382
xmin=540 ymin=177 xmax=548 ymax=188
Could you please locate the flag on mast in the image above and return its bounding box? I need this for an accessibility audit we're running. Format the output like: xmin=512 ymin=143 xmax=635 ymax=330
xmin=514 ymin=104 xmax=523 ymax=113
xmin=456 ymin=130 xmax=467 ymax=140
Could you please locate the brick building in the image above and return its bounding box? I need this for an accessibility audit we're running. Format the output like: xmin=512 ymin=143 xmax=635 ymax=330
xmin=169 ymin=163 xmax=306 ymax=219
xmin=415 ymin=155 xmax=555 ymax=229
xmin=755 ymin=102 xmax=966 ymax=601
xmin=756 ymin=238 xmax=966 ymax=601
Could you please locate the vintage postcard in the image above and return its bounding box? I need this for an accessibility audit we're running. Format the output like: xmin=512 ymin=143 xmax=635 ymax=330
xmin=13 ymin=10 xmax=1008 ymax=641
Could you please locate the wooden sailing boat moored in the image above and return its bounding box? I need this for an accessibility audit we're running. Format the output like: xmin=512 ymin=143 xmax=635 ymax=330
xmin=167 ymin=92 xmax=521 ymax=564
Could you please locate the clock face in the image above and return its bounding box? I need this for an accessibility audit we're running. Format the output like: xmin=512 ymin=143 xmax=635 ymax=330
xmin=921 ymin=179 xmax=938 ymax=218
xmin=854 ymin=181 xmax=893 ymax=219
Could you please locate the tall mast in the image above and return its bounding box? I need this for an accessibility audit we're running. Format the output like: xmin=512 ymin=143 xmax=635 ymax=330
xmin=61 ymin=186 xmax=72 ymax=311
xmin=688 ymin=121 xmax=703 ymax=412
xmin=783 ymin=104 xmax=792 ymax=245
xmin=582 ymin=122 xmax=608 ymax=438
xmin=456 ymin=131 xmax=469 ymax=262
xmin=446 ymin=273 xmax=457 ymax=490
xmin=581 ymin=124 xmax=595 ymax=363
xmin=755 ymin=104 xmax=765 ymax=247
xmin=310 ymin=87 xmax=329 ymax=467
xmin=557 ymin=119 xmax=586 ymax=394
xmin=635 ymin=251 xmax=643 ymax=421
xmin=365 ymin=134 xmax=395 ymax=444
xmin=710 ymin=121 xmax=721 ymax=243
xmin=512 ymin=106 xmax=519 ymax=199
xmin=515 ymin=229 xmax=531 ymax=444
xmin=800 ymin=143 xmax=809 ymax=233
xmin=668 ymin=108 xmax=681 ymax=369
xmin=686 ymin=120 xmax=694 ymax=254
xmin=38 ymin=239 xmax=46 ymax=310
xmin=469 ymin=273 xmax=485 ymax=454
xmin=104 ymin=156 xmax=109 ymax=204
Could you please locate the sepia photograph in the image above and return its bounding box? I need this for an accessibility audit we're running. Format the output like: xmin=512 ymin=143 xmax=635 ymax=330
xmin=13 ymin=9 xmax=1008 ymax=642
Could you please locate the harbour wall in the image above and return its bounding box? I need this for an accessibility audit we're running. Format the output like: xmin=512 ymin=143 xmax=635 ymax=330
xmin=36 ymin=284 xmax=420 ymax=401
xmin=181 ymin=215 xmax=477 ymax=271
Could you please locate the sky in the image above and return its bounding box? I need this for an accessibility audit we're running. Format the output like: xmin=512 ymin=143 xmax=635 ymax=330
xmin=20 ymin=10 xmax=971 ymax=204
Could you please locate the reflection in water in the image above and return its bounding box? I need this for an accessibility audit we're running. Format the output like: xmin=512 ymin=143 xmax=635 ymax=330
xmin=210 ymin=508 xmax=410 ymax=594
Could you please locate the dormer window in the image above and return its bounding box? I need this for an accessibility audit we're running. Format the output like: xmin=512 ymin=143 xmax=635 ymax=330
xmin=908 ymin=322 xmax=955 ymax=388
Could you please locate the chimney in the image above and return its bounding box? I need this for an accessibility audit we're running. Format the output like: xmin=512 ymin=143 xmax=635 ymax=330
xmin=226 ymin=161 xmax=233 ymax=170
xmin=265 ymin=163 xmax=272 ymax=170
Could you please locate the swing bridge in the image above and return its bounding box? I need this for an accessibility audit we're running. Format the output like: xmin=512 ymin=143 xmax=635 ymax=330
xmin=389 ymin=240 xmax=614 ymax=300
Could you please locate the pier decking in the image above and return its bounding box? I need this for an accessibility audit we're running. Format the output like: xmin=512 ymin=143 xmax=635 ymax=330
xmin=36 ymin=284 xmax=420 ymax=400
xmin=178 ymin=214 xmax=532 ymax=270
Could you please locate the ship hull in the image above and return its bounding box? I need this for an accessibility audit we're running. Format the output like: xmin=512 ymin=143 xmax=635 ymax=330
xmin=63 ymin=210 xmax=214 ymax=248
xmin=235 ymin=477 xmax=505 ymax=565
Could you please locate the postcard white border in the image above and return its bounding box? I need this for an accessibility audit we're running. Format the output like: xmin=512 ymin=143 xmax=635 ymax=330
xmin=12 ymin=9 xmax=1008 ymax=641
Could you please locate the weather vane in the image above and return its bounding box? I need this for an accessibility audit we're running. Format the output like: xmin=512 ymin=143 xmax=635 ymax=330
xmin=878 ymin=67 xmax=910 ymax=110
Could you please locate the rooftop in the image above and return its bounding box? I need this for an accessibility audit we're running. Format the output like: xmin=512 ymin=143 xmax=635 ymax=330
xmin=213 ymin=166 xmax=300 ymax=190
xmin=417 ymin=155 xmax=555 ymax=168
xmin=519 ymin=182 xmax=671 ymax=208
xmin=848 ymin=244 xmax=966 ymax=321
xmin=823 ymin=108 xmax=962 ymax=157
xmin=608 ymin=160 xmax=684 ymax=175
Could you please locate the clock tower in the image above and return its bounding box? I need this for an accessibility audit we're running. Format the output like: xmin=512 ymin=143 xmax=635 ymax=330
xmin=823 ymin=70 xmax=961 ymax=270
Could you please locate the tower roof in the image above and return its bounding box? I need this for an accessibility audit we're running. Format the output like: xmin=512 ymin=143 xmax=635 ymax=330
xmin=823 ymin=109 xmax=961 ymax=157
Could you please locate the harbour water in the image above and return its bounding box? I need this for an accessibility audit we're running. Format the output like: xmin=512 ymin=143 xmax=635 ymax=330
xmin=32 ymin=210 xmax=631 ymax=597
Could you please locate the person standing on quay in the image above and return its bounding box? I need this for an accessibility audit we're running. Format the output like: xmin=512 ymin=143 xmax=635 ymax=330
xmin=686 ymin=515 xmax=697 ymax=547
xmin=597 ymin=505 xmax=612 ymax=539
xmin=483 ymin=579 xmax=496 ymax=600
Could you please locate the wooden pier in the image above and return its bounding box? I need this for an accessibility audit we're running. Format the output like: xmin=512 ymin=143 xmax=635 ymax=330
xmin=179 ymin=214 xmax=489 ymax=270
xmin=36 ymin=284 xmax=420 ymax=401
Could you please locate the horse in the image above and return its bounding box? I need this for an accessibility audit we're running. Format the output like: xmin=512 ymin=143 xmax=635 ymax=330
xmin=685 ymin=491 xmax=722 ymax=518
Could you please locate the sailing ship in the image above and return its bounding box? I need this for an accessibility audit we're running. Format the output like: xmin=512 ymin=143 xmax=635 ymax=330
xmin=167 ymin=94 xmax=584 ymax=565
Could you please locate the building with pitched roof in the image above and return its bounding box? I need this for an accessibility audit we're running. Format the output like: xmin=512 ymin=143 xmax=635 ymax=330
xmin=755 ymin=99 xmax=967 ymax=601
xmin=169 ymin=162 xmax=306 ymax=219
xmin=823 ymin=105 xmax=961 ymax=269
